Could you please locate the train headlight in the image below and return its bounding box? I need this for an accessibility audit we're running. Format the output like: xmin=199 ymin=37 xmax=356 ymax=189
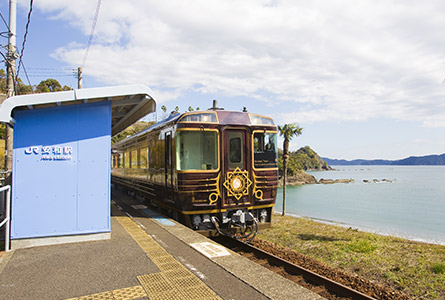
xmin=232 ymin=177 xmax=242 ymax=190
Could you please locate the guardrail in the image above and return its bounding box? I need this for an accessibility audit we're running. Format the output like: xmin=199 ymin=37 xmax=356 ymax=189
xmin=0 ymin=185 xmax=11 ymax=251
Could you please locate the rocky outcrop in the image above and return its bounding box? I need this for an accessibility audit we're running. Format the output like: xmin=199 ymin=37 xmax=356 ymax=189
xmin=318 ymin=178 xmax=354 ymax=184
xmin=279 ymin=171 xmax=317 ymax=186
xmin=279 ymin=171 xmax=353 ymax=186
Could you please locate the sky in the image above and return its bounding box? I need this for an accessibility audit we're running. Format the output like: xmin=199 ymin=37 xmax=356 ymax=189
xmin=1 ymin=0 xmax=445 ymax=160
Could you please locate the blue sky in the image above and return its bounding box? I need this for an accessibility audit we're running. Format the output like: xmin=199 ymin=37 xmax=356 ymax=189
xmin=2 ymin=0 xmax=445 ymax=160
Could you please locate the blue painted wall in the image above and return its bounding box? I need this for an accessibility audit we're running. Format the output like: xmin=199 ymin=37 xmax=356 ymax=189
xmin=11 ymin=101 xmax=111 ymax=239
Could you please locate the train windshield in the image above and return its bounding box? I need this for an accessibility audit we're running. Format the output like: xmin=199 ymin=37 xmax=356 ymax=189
xmin=176 ymin=131 xmax=218 ymax=171
xmin=253 ymin=132 xmax=278 ymax=169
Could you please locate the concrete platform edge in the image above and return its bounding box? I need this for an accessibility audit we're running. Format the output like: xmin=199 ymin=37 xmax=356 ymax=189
xmin=11 ymin=232 xmax=111 ymax=250
xmin=149 ymin=217 xmax=325 ymax=300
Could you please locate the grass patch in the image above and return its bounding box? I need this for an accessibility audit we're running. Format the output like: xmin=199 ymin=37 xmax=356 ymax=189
xmin=432 ymin=263 xmax=445 ymax=274
xmin=258 ymin=214 xmax=445 ymax=299
xmin=344 ymin=239 xmax=377 ymax=254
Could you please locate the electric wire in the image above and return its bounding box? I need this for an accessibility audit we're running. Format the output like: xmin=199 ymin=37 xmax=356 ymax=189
xmin=0 ymin=12 xmax=11 ymax=38
xmin=16 ymin=0 xmax=33 ymax=80
xmin=24 ymin=68 xmax=77 ymax=78
xmin=20 ymin=61 xmax=33 ymax=90
xmin=81 ymin=0 xmax=101 ymax=69
xmin=0 ymin=12 xmax=8 ymax=30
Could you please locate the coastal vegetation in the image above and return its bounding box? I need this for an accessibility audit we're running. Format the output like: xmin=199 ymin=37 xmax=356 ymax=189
xmin=278 ymin=145 xmax=331 ymax=175
xmin=258 ymin=215 xmax=445 ymax=299
xmin=277 ymin=145 xmax=337 ymax=186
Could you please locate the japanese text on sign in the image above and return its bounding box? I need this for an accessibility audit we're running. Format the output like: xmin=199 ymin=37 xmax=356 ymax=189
xmin=24 ymin=146 xmax=73 ymax=161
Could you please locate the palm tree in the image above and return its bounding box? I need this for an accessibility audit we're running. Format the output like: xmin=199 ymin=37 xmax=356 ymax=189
xmin=278 ymin=123 xmax=303 ymax=216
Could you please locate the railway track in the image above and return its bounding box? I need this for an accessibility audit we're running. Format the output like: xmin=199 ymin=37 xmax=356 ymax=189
xmin=214 ymin=236 xmax=377 ymax=300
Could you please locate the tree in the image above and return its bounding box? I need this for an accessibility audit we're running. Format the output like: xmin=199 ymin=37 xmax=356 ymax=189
xmin=35 ymin=79 xmax=72 ymax=93
xmin=16 ymin=78 xmax=33 ymax=95
xmin=111 ymin=121 xmax=154 ymax=144
xmin=0 ymin=69 xmax=6 ymax=93
xmin=278 ymin=123 xmax=303 ymax=216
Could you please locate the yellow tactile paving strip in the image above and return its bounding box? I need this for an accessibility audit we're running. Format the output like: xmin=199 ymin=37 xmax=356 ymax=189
xmin=65 ymin=216 xmax=222 ymax=300
xmin=117 ymin=216 xmax=223 ymax=300
xmin=65 ymin=285 xmax=146 ymax=300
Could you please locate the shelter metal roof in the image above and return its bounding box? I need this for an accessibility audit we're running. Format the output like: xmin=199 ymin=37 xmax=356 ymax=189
xmin=0 ymin=85 xmax=156 ymax=136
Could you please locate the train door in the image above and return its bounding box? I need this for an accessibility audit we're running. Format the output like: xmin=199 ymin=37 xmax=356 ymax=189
xmin=221 ymin=129 xmax=252 ymax=207
xmin=164 ymin=131 xmax=174 ymax=201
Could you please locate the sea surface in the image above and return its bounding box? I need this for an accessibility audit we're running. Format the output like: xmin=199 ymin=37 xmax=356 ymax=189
xmin=275 ymin=166 xmax=445 ymax=245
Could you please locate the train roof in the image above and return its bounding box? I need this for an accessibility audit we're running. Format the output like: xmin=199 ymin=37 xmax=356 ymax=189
xmin=113 ymin=109 xmax=275 ymax=148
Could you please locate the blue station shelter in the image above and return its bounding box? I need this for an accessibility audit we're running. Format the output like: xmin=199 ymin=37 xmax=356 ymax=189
xmin=0 ymin=85 xmax=156 ymax=249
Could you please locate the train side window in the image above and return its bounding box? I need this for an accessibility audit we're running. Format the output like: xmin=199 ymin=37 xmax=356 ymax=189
xmin=118 ymin=153 xmax=123 ymax=168
xmin=140 ymin=147 xmax=148 ymax=168
xmin=176 ymin=131 xmax=218 ymax=171
xmin=124 ymin=152 xmax=130 ymax=168
xmin=131 ymin=150 xmax=138 ymax=168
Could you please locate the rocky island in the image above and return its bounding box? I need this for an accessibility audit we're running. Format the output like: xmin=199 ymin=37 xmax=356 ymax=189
xmin=278 ymin=146 xmax=353 ymax=186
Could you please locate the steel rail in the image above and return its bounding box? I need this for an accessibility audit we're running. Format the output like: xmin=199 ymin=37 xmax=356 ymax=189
xmin=217 ymin=237 xmax=377 ymax=300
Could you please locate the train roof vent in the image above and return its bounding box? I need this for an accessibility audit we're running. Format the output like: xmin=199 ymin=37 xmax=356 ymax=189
xmin=208 ymin=99 xmax=224 ymax=111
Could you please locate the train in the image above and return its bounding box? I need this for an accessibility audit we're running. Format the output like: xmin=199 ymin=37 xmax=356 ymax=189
xmin=111 ymin=101 xmax=278 ymax=240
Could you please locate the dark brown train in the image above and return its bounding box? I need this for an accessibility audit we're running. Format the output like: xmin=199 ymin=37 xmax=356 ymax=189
xmin=111 ymin=101 xmax=278 ymax=240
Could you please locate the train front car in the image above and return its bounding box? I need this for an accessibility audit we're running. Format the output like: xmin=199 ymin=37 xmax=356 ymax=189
xmin=176 ymin=109 xmax=278 ymax=240
xmin=111 ymin=106 xmax=278 ymax=240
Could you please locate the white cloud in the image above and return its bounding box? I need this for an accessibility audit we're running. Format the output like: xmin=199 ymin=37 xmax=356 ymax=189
xmin=34 ymin=0 xmax=445 ymax=127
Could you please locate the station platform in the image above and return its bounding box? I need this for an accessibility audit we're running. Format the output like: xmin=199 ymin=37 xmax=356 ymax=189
xmin=0 ymin=187 xmax=324 ymax=300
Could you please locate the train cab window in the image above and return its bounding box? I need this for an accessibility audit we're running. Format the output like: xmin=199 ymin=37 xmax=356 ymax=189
xmin=176 ymin=131 xmax=218 ymax=171
xmin=253 ymin=132 xmax=277 ymax=169
xmin=140 ymin=147 xmax=148 ymax=168
xmin=228 ymin=132 xmax=244 ymax=169
xmin=179 ymin=112 xmax=217 ymax=123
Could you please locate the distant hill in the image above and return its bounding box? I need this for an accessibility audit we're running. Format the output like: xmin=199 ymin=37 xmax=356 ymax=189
xmin=323 ymin=153 xmax=445 ymax=166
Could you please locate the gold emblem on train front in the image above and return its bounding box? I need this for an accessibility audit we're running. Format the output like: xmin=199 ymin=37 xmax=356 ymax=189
xmin=223 ymin=167 xmax=252 ymax=200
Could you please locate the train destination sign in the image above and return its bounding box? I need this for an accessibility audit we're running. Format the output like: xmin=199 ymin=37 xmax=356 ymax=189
xmin=24 ymin=145 xmax=73 ymax=161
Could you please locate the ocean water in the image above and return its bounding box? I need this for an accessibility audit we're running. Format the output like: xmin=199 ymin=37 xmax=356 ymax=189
xmin=275 ymin=166 xmax=445 ymax=245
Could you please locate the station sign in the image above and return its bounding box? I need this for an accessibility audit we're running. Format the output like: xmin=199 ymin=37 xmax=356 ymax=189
xmin=24 ymin=145 xmax=74 ymax=161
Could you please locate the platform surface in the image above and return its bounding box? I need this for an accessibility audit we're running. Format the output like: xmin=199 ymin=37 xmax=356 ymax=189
xmin=0 ymin=187 xmax=324 ymax=300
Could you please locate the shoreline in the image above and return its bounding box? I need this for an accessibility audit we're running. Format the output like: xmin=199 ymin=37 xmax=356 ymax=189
xmin=274 ymin=211 xmax=445 ymax=246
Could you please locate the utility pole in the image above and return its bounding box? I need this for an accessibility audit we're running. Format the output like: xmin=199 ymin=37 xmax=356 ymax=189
xmin=4 ymin=0 xmax=17 ymax=175
xmin=77 ymin=67 xmax=82 ymax=89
